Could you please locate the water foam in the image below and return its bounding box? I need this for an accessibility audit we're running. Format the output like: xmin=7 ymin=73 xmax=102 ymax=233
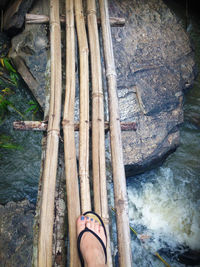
xmin=128 ymin=167 xmax=200 ymax=251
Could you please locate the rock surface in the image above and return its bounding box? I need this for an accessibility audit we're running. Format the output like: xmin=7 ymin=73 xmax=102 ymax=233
xmin=0 ymin=200 xmax=35 ymax=267
xmin=9 ymin=0 xmax=49 ymax=110
xmin=0 ymin=32 xmax=11 ymax=57
xmin=109 ymin=0 xmax=195 ymax=175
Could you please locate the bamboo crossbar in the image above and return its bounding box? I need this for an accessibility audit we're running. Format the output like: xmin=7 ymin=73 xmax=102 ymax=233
xmin=75 ymin=0 xmax=91 ymax=213
xmin=26 ymin=13 xmax=125 ymax=26
xmin=37 ymin=0 xmax=62 ymax=266
xmin=62 ymin=0 xmax=81 ymax=266
xmin=99 ymin=0 xmax=133 ymax=266
xmin=13 ymin=120 xmax=137 ymax=131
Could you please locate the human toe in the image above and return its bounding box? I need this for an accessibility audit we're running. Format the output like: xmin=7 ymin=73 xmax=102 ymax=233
xmin=77 ymin=215 xmax=86 ymax=236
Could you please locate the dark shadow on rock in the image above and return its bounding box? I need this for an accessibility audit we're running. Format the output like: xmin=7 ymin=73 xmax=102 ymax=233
xmin=3 ymin=0 xmax=34 ymax=37
xmin=178 ymin=250 xmax=200 ymax=266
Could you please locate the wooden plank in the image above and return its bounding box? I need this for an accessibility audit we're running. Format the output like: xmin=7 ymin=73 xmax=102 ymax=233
xmin=75 ymin=0 xmax=91 ymax=213
xmin=62 ymin=0 xmax=81 ymax=266
xmin=37 ymin=0 xmax=62 ymax=266
xmin=99 ymin=0 xmax=133 ymax=266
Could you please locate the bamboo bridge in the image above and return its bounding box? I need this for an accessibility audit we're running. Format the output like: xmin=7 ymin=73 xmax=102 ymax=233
xmin=14 ymin=0 xmax=135 ymax=266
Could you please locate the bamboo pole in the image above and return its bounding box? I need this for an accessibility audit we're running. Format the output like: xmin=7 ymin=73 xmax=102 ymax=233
xmin=99 ymin=0 xmax=133 ymax=266
xmin=87 ymin=0 xmax=104 ymax=216
xmin=37 ymin=0 xmax=62 ymax=266
xmin=62 ymin=0 xmax=81 ymax=266
xmin=74 ymin=0 xmax=91 ymax=213
xmin=13 ymin=120 xmax=137 ymax=131
xmin=26 ymin=13 xmax=125 ymax=26
xmin=87 ymin=0 xmax=112 ymax=265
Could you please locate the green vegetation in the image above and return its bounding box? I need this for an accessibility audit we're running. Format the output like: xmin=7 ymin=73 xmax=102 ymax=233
xmin=0 ymin=134 xmax=21 ymax=150
xmin=0 ymin=58 xmax=22 ymax=151
xmin=25 ymin=100 xmax=40 ymax=119
xmin=0 ymin=57 xmax=40 ymax=151
xmin=0 ymin=57 xmax=19 ymax=87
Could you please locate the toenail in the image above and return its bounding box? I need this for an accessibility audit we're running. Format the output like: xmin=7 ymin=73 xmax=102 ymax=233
xmin=91 ymin=218 xmax=93 ymax=221
xmin=81 ymin=216 xmax=85 ymax=220
xmin=86 ymin=216 xmax=90 ymax=220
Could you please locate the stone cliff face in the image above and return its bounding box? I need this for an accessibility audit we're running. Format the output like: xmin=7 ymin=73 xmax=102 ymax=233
xmin=8 ymin=0 xmax=196 ymax=176
xmin=108 ymin=0 xmax=195 ymax=175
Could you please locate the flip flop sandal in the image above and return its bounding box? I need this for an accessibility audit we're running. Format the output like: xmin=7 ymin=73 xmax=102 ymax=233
xmin=77 ymin=211 xmax=107 ymax=267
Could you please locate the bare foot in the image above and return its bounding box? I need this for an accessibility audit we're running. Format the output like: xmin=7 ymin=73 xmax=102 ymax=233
xmin=77 ymin=215 xmax=107 ymax=267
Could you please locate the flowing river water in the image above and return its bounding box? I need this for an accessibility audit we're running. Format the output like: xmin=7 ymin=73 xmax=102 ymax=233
xmin=0 ymin=1 xmax=199 ymax=266
xmin=0 ymin=79 xmax=43 ymax=204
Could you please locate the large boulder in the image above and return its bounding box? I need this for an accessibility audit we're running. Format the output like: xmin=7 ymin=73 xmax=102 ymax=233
xmin=108 ymin=0 xmax=195 ymax=175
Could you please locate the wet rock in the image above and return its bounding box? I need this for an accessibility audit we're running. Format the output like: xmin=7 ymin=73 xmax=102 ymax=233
xmin=108 ymin=0 xmax=195 ymax=175
xmin=9 ymin=1 xmax=49 ymax=110
xmin=178 ymin=250 xmax=200 ymax=266
xmin=0 ymin=32 xmax=11 ymax=57
xmin=0 ymin=200 xmax=35 ymax=267
xmin=3 ymin=0 xmax=34 ymax=36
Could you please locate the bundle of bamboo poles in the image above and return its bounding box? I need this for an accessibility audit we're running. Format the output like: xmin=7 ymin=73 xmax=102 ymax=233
xmin=36 ymin=0 xmax=132 ymax=266
xmin=37 ymin=0 xmax=62 ymax=266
